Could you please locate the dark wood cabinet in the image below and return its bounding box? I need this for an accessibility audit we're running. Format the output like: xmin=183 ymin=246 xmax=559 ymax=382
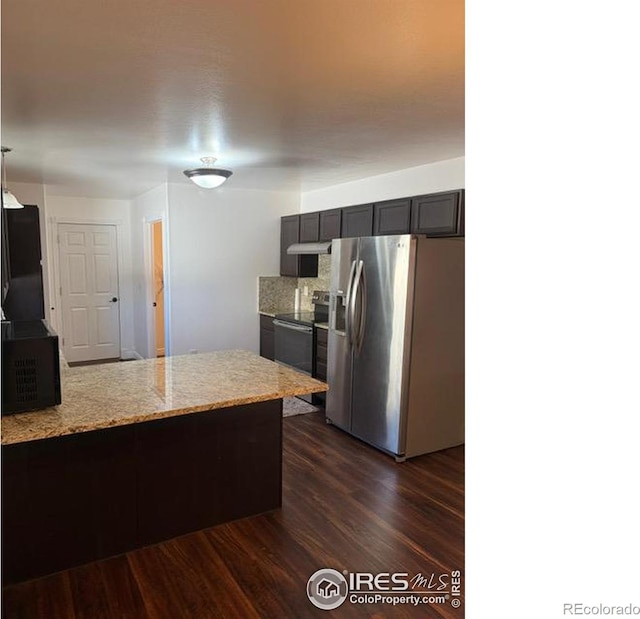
xmin=373 ymin=198 xmax=412 ymax=236
xmin=319 ymin=209 xmax=342 ymax=241
xmin=280 ymin=215 xmax=318 ymax=277
xmin=277 ymin=189 xmax=464 ymax=261
xmin=280 ymin=215 xmax=299 ymax=276
xmin=313 ymin=327 xmax=328 ymax=405
xmin=314 ymin=327 xmax=328 ymax=380
xmin=3 ymin=204 xmax=45 ymax=320
xmin=2 ymin=400 xmax=282 ymax=584
xmin=341 ymin=203 xmax=374 ymax=238
xmin=411 ymin=190 xmax=464 ymax=237
xmin=299 ymin=212 xmax=320 ymax=242
xmin=1 ymin=207 xmax=11 ymax=303
xmin=259 ymin=314 xmax=275 ymax=360
xmin=5 ymin=205 xmax=42 ymax=276
xmin=2 ymin=425 xmax=137 ymax=584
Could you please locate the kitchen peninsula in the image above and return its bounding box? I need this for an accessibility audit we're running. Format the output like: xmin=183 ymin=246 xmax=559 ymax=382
xmin=1 ymin=350 xmax=327 ymax=584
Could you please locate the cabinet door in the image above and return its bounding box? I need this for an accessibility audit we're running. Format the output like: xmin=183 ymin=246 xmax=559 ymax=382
xmin=5 ymin=205 xmax=42 ymax=277
xmin=299 ymin=212 xmax=320 ymax=242
xmin=313 ymin=327 xmax=328 ymax=405
xmin=319 ymin=209 xmax=342 ymax=241
xmin=280 ymin=215 xmax=318 ymax=277
xmin=373 ymin=198 xmax=411 ymax=236
xmin=280 ymin=215 xmax=300 ymax=276
xmin=411 ymin=190 xmax=464 ymax=237
xmin=259 ymin=315 xmax=275 ymax=360
xmin=341 ymin=204 xmax=374 ymax=238
xmin=314 ymin=328 xmax=328 ymax=380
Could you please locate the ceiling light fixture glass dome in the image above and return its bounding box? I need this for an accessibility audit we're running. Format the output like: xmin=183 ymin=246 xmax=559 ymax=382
xmin=183 ymin=156 xmax=233 ymax=189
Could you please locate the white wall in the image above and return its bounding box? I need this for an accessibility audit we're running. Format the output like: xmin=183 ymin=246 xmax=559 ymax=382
xmin=130 ymin=185 xmax=169 ymax=359
xmin=300 ymin=157 xmax=465 ymax=212
xmin=43 ymin=194 xmax=136 ymax=357
xmin=8 ymin=181 xmax=45 ymax=207
xmin=166 ymin=183 xmax=298 ymax=355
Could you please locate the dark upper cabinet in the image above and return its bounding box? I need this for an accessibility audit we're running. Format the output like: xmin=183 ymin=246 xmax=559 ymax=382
xmin=319 ymin=209 xmax=342 ymax=241
xmin=410 ymin=190 xmax=464 ymax=237
xmin=1 ymin=208 xmax=10 ymax=298
xmin=3 ymin=204 xmax=45 ymax=320
xmin=277 ymin=190 xmax=464 ymax=263
xmin=299 ymin=212 xmax=320 ymax=242
xmin=280 ymin=215 xmax=318 ymax=277
xmin=341 ymin=204 xmax=374 ymax=238
xmin=373 ymin=198 xmax=412 ymax=236
xmin=280 ymin=215 xmax=299 ymax=276
xmin=5 ymin=205 xmax=42 ymax=276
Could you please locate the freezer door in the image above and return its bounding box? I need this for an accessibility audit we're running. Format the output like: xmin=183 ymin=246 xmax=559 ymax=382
xmin=326 ymin=238 xmax=359 ymax=430
xmin=350 ymin=235 xmax=414 ymax=455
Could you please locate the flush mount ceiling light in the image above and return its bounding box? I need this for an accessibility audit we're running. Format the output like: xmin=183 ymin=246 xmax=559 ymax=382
xmin=183 ymin=156 xmax=233 ymax=189
xmin=1 ymin=146 xmax=25 ymax=209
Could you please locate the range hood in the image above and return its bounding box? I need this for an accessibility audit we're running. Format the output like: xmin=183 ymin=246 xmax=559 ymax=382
xmin=286 ymin=241 xmax=332 ymax=255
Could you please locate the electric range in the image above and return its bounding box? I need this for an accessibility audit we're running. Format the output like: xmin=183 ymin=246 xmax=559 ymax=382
xmin=272 ymin=291 xmax=329 ymax=402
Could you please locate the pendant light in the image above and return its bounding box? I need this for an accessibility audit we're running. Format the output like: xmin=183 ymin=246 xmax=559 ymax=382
xmin=183 ymin=156 xmax=233 ymax=189
xmin=1 ymin=147 xmax=25 ymax=209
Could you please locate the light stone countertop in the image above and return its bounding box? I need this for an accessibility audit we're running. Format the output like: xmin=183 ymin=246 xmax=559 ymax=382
xmin=1 ymin=350 xmax=327 ymax=446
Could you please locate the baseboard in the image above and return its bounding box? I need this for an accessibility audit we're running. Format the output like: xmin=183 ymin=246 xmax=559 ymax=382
xmin=121 ymin=349 xmax=144 ymax=361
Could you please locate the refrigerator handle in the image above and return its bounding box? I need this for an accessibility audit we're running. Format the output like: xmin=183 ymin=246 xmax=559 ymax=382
xmin=351 ymin=260 xmax=365 ymax=353
xmin=345 ymin=259 xmax=358 ymax=348
xmin=355 ymin=261 xmax=367 ymax=353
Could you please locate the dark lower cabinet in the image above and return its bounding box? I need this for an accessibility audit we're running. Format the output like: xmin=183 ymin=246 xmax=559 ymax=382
xmin=2 ymin=425 xmax=137 ymax=584
xmin=373 ymin=198 xmax=412 ymax=236
xmin=313 ymin=327 xmax=328 ymax=406
xmin=341 ymin=203 xmax=374 ymax=238
xmin=411 ymin=190 xmax=464 ymax=237
xmin=1 ymin=400 xmax=283 ymax=584
xmin=319 ymin=208 xmax=342 ymax=241
xmin=259 ymin=314 xmax=275 ymax=360
xmin=135 ymin=403 xmax=281 ymax=548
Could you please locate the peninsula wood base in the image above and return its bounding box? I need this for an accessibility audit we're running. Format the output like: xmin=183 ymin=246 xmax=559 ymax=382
xmin=1 ymin=399 xmax=283 ymax=585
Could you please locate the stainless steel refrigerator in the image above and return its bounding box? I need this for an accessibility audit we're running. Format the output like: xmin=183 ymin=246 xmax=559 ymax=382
xmin=326 ymin=234 xmax=464 ymax=461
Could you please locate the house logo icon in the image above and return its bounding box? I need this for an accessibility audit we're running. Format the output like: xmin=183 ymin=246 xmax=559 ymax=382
xmin=307 ymin=568 xmax=348 ymax=610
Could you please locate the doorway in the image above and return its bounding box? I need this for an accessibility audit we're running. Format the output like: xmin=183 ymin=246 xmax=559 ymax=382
xmin=148 ymin=219 xmax=166 ymax=358
xmin=57 ymin=223 xmax=121 ymax=363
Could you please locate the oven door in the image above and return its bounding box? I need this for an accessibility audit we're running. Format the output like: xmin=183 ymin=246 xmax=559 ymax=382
xmin=273 ymin=319 xmax=313 ymax=376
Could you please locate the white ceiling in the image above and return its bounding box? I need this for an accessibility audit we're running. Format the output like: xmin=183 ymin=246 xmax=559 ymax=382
xmin=1 ymin=0 xmax=464 ymax=199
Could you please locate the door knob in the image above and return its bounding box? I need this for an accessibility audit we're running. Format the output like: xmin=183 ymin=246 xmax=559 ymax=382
xmin=111 ymin=297 xmax=118 ymax=303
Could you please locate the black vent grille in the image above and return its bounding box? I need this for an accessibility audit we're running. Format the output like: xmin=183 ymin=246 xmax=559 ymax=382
xmin=14 ymin=358 xmax=38 ymax=403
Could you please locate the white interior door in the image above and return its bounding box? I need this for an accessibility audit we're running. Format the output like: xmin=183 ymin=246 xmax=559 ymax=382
xmin=58 ymin=223 xmax=121 ymax=363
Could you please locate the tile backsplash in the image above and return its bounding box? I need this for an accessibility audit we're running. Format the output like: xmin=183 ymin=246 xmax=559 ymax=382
xmin=258 ymin=255 xmax=331 ymax=313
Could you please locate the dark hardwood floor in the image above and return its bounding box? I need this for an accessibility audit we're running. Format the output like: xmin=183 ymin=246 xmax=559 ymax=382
xmin=2 ymin=411 xmax=464 ymax=619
